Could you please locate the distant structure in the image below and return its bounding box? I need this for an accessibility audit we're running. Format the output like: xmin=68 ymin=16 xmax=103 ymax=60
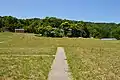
xmin=15 ymin=29 xmax=24 ymax=33
xmin=101 ymin=38 xmax=117 ymax=40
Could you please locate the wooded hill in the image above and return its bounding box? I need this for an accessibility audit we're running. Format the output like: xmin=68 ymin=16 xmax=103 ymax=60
xmin=0 ymin=16 xmax=120 ymax=39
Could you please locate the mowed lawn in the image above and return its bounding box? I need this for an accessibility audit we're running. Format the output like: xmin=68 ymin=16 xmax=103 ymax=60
xmin=0 ymin=32 xmax=120 ymax=80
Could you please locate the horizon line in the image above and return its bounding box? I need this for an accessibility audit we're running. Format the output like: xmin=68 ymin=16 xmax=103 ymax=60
xmin=1 ymin=15 xmax=120 ymax=24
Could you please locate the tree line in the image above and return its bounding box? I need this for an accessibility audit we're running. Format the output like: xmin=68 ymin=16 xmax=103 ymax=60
xmin=0 ymin=16 xmax=120 ymax=39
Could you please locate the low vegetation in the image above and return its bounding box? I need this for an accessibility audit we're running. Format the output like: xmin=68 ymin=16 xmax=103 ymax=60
xmin=65 ymin=39 xmax=120 ymax=80
xmin=0 ymin=33 xmax=56 ymax=80
xmin=0 ymin=56 xmax=54 ymax=80
xmin=0 ymin=32 xmax=120 ymax=80
xmin=0 ymin=32 xmax=13 ymax=42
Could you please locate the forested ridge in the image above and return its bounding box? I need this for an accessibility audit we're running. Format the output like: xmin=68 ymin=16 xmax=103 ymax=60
xmin=0 ymin=16 xmax=120 ymax=39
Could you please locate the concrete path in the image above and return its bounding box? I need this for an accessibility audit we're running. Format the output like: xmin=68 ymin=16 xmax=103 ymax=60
xmin=48 ymin=47 xmax=71 ymax=80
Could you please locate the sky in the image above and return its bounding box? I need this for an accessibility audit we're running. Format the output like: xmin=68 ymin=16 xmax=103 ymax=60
xmin=0 ymin=0 xmax=120 ymax=23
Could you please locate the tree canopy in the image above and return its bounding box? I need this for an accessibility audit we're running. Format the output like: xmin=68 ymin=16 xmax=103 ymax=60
xmin=0 ymin=16 xmax=120 ymax=39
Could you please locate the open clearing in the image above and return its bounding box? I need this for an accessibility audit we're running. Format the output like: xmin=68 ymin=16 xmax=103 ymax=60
xmin=64 ymin=40 xmax=120 ymax=80
xmin=0 ymin=32 xmax=56 ymax=80
xmin=0 ymin=56 xmax=54 ymax=80
xmin=0 ymin=32 xmax=120 ymax=80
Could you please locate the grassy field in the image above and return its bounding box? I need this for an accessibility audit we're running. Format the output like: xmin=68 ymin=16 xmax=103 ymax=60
xmin=0 ymin=32 xmax=13 ymax=43
xmin=0 ymin=56 xmax=53 ymax=80
xmin=0 ymin=32 xmax=56 ymax=80
xmin=64 ymin=39 xmax=120 ymax=80
xmin=0 ymin=32 xmax=120 ymax=80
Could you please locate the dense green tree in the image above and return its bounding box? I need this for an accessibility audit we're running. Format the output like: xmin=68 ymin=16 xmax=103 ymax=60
xmin=60 ymin=22 xmax=71 ymax=36
xmin=112 ymin=27 xmax=120 ymax=39
xmin=0 ymin=16 xmax=120 ymax=39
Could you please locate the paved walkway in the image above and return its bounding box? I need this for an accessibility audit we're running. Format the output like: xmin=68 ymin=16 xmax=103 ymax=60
xmin=48 ymin=47 xmax=71 ymax=80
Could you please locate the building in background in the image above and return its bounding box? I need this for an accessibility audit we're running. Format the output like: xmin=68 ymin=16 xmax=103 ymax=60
xmin=15 ymin=29 xmax=24 ymax=33
xmin=101 ymin=38 xmax=117 ymax=40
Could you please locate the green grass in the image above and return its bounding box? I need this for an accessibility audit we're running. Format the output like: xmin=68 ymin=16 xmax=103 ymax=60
xmin=0 ymin=32 xmax=13 ymax=42
xmin=1 ymin=32 xmax=120 ymax=80
xmin=0 ymin=33 xmax=57 ymax=55
xmin=0 ymin=56 xmax=54 ymax=80
xmin=0 ymin=47 xmax=56 ymax=55
xmin=65 ymin=39 xmax=120 ymax=80
xmin=0 ymin=32 xmax=56 ymax=80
